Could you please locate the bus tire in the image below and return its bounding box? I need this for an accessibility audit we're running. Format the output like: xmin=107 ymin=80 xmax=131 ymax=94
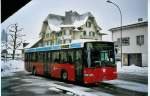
xmin=32 ymin=68 xmax=36 ymax=75
xmin=61 ymin=71 xmax=68 ymax=81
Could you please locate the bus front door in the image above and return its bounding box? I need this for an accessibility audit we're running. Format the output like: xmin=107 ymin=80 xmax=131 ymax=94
xmin=75 ymin=50 xmax=83 ymax=83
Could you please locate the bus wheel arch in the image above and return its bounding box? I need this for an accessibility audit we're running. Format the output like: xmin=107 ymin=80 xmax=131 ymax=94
xmin=61 ymin=70 xmax=68 ymax=81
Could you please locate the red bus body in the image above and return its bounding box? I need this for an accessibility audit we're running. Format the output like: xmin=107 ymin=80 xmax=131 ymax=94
xmin=24 ymin=41 xmax=117 ymax=84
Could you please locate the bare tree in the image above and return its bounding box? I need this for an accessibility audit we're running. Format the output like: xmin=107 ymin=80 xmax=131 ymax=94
xmin=7 ymin=23 xmax=24 ymax=59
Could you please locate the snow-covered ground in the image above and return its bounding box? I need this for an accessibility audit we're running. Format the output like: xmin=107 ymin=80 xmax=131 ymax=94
xmin=1 ymin=59 xmax=24 ymax=77
xmin=117 ymin=61 xmax=148 ymax=76
xmin=1 ymin=59 xmax=148 ymax=95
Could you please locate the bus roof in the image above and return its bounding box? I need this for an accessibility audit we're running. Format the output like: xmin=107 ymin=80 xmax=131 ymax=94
xmin=25 ymin=43 xmax=82 ymax=53
xmin=25 ymin=39 xmax=113 ymax=53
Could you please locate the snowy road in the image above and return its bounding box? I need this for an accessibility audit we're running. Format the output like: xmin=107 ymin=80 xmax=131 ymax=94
xmin=1 ymin=71 xmax=148 ymax=96
xmin=118 ymin=73 xmax=148 ymax=84
xmin=1 ymin=60 xmax=148 ymax=96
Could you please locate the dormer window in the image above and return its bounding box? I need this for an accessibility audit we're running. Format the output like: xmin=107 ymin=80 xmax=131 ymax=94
xmin=77 ymin=27 xmax=82 ymax=30
xmin=86 ymin=22 xmax=91 ymax=27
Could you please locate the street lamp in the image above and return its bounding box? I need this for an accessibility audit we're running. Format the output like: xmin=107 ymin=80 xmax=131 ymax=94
xmin=106 ymin=0 xmax=123 ymax=67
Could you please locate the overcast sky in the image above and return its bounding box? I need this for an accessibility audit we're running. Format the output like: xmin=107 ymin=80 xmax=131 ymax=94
xmin=1 ymin=0 xmax=148 ymax=43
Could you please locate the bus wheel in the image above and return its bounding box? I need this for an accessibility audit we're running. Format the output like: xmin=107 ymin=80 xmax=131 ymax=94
xmin=32 ymin=68 xmax=36 ymax=75
xmin=61 ymin=71 xmax=68 ymax=81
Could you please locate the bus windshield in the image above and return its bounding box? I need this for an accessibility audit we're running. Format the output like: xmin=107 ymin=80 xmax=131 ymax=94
xmin=91 ymin=50 xmax=115 ymax=67
xmin=86 ymin=42 xmax=115 ymax=67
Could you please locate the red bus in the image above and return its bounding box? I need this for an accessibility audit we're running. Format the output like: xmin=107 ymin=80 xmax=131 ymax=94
xmin=24 ymin=40 xmax=117 ymax=84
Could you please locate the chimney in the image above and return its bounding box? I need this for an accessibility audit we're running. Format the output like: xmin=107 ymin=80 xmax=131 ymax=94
xmin=65 ymin=11 xmax=73 ymax=24
xmin=138 ymin=18 xmax=143 ymax=22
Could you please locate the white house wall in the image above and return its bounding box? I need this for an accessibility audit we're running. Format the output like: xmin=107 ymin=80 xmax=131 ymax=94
xmin=112 ymin=25 xmax=148 ymax=66
xmin=81 ymin=19 xmax=102 ymax=40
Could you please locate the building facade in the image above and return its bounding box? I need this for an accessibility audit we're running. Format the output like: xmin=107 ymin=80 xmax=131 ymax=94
xmin=34 ymin=11 xmax=105 ymax=47
xmin=109 ymin=21 xmax=148 ymax=67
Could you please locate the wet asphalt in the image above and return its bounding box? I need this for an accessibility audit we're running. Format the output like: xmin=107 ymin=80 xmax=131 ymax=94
xmin=1 ymin=71 xmax=148 ymax=96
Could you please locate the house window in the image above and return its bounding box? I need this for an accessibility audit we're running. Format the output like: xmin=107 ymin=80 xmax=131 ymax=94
xmin=59 ymin=31 xmax=62 ymax=36
xmin=49 ymin=41 xmax=51 ymax=45
xmin=93 ymin=32 xmax=95 ymax=36
xmin=63 ymin=40 xmax=66 ymax=44
xmin=45 ymin=42 xmax=47 ymax=46
xmin=89 ymin=32 xmax=91 ymax=36
xmin=86 ymin=22 xmax=91 ymax=27
xmin=136 ymin=35 xmax=144 ymax=46
xmin=63 ymin=31 xmax=66 ymax=35
xmin=117 ymin=37 xmax=130 ymax=46
xmin=83 ymin=31 xmax=86 ymax=36
xmin=45 ymin=33 xmax=50 ymax=38
xmin=69 ymin=39 xmax=72 ymax=43
xmin=70 ymin=31 xmax=72 ymax=35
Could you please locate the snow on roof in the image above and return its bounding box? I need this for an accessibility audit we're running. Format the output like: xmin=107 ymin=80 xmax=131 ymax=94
xmin=48 ymin=24 xmax=61 ymax=32
xmin=73 ymin=16 xmax=88 ymax=27
xmin=45 ymin=11 xmax=94 ymax=31
xmin=109 ymin=21 xmax=148 ymax=32
xmin=24 ymin=38 xmax=42 ymax=48
xmin=61 ymin=12 xmax=93 ymax=28
xmin=47 ymin=14 xmax=64 ymax=31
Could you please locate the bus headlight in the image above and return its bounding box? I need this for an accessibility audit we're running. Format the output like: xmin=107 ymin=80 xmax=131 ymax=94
xmin=102 ymin=68 xmax=106 ymax=73
xmin=113 ymin=71 xmax=117 ymax=74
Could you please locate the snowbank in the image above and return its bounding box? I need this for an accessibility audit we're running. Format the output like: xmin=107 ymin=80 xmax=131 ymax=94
xmin=1 ymin=59 xmax=25 ymax=77
xmin=117 ymin=61 xmax=148 ymax=76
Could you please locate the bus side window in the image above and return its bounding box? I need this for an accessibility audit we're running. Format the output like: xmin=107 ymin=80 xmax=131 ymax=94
xmin=27 ymin=53 xmax=29 ymax=61
xmin=52 ymin=51 xmax=59 ymax=63
xmin=38 ymin=52 xmax=43 ymax=62
xmin=25 ymin=53 xmax=27 ymax=61
xmin=67 ymin=50 xmax=74 ymax=64
xmin=29 ymin=53 xmax=31 ymax=61
xmin=56 ymin=52 xmax=59 ymax=63
xmin=74 ymin=49 xmax=82 ymax=64
xmin=51 ymin=52 xmax=55 ymax=63
xmin=31 ymin=53 xmax=33 ymax=61
xmin=60 ymin=51 xmax=67 ymax=64
xmin=31 ymin=53 xmax=35 ymax=62
xmin=48 ymin=52 xmax=51 ymax=63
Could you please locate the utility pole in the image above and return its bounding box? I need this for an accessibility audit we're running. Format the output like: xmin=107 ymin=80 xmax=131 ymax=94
xmin=106 ymin=0 xmax=123 ymax=67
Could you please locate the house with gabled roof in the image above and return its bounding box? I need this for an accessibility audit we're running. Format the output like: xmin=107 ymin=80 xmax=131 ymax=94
xmin=34 ymin=11 xmax=106 ymax=47
xmin=109 ymin=20 xmax=148 ymax=67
